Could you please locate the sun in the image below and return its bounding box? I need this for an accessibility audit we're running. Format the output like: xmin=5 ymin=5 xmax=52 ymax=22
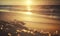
xmin=26 ymin=0 xmax=32 ymax=5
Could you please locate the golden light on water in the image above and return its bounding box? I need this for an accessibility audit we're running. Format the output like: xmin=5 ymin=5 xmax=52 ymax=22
xmin=25 ymin=12 xmax=32 ymax=15
xmin=26 ymin=0 xmax=32 ymax=15
xmin=27 ymin=6 xmax=32 ymax=11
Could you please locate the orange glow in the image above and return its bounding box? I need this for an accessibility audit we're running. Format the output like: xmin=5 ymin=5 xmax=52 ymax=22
xmin=26 ymin=0 xmax=32 ymax=5
xmin=26 ymin=0 xmax=32 ymax=12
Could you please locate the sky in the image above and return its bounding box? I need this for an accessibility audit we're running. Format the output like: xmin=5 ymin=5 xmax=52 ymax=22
xmin=0 ymin=0 xmax=60 ymax=5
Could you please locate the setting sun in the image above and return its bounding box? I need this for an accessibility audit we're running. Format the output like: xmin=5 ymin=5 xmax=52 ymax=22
xmin=26 ymin=0 xmax=32 ymax=5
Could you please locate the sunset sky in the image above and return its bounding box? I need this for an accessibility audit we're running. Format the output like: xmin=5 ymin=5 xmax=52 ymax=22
xmin=0 ymin=0 xmax=60 ymax=5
